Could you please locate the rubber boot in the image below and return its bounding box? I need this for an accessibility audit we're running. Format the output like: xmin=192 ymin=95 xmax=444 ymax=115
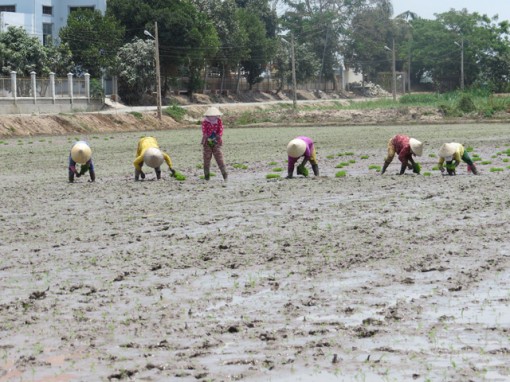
xmin=381 ymin=161 xmax=391 ymax=175
xmin=204 ymin=169 xmax=210 ymax=181
xmin=89 ymin=170 xmax=96 ymax=182
xmin=155 ymin=168 xmax=161 ymax=180
xmin=220 ymin=167 xmax=228 ymax=181
xmin=69 ymin=171 xmax=75 ymax=183
xmin=469 ymin=164 xmax=479 ymax=175
xmin=312 ymin=164 xmax=319 ymax=176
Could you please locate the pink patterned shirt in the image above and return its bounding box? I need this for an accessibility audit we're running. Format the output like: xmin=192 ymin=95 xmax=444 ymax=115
xmin=201 ymin=117 xmax=224 ymax=145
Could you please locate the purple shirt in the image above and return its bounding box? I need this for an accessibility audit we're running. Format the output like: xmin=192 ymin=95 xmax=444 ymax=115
xmin=288 ymin=136 xmax=314 ymax=173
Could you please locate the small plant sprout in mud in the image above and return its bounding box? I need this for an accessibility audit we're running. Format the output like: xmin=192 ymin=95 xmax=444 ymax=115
xmin=503 ymin=158 xmax=509 ymax=163
xmin=490 ymin=167 xmax=504 ymax=172
xmin=196 ymin=163 xmax=203 ymax=169
xmin=413 ymin=162 xmax=421 ymax=174
xmin=345 ymin=152 xmax=354 ymax=156
xmin=481 ymin=161 xmax=492 ymax=165
xmin=326 ymin=155 xmax=335 ymax=159
xmin=296 ymin=164 xmax=309 ymax=177
xmin=232 ymin=163 xmax=248 ymax=169
xmin=432 ymin=165 xmax=439 ymax=171
xmin=423 ymin=172 xmax=432 ymax=176
xmin=349 ymin=159 xmax=356 ymax=164
xmin=368 ymin=164 xmax=381 ymax=171
xmin=446 ymin=163 xmax=456 ymax=171
xmin=272 ymin=167 xmax=283 ymax=172
xmin=428 ymin=153 xmax=437 ymax=158
xmin=360 ymin=155 xmax=369 ymax=159
xmin=266 ymin=173 xmax=281 ymax=179
xmin=335 ymin=164 xmax=344 ymax=168
xmin=335 ymin=170 xmax=347 ymax=177
xmin=199 ymin=172 xmax=216 ymax=179
xmin=173 ymin=171 xmax=186 ymax=181
xmin=268 ymin=161 xmax=277 ymax=166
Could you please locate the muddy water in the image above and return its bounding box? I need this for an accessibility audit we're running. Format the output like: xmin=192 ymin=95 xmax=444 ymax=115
xmin=1 ymin=124 xmax=510 ymax=381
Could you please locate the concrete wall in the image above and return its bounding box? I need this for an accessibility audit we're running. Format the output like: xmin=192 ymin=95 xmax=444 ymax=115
xmin=0 ymin=98 xmax=103 ymax=114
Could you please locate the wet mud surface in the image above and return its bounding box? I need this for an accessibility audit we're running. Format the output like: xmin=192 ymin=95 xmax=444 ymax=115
xmin=1 ymin=123 xmax=510 ymax=381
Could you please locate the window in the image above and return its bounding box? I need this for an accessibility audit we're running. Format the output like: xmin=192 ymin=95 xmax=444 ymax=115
xmin=42 ymin=6 xmax=52 ymax=15
xmin=0 ymin=6 xmax=16 ymax=12
xmin=70 ymin=6 xmax=94 ymax=13
xmin=43 ymin=23 xmax=53 ymax=45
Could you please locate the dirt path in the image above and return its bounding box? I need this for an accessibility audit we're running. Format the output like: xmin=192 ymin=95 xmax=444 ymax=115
xmin=1 ymin=123 xmax=509 ymax=381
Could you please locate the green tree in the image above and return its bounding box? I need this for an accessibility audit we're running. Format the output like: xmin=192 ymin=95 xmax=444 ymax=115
xmin=60 ymin=8 xmax=125 ymax=78
xmin=111 ymin=38 xmax=156 ymax=105
xmin=410 ymin=9 xmax=510 ymax=91
xmin=0 ymin=27 xmax=48 ymax=76
xmin=107 ymin=0 xmax=219 ymax=98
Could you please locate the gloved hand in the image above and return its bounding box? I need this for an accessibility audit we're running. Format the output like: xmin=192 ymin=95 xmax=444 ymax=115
xmin=76 ymin=172 xmax=81 ymax=178
xmin=170 ymin=169 xmax=176 ymax=177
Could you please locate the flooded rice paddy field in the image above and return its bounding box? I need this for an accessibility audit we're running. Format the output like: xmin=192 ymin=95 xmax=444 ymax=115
xmin=1 ymin=123 xmax=510 ymax=382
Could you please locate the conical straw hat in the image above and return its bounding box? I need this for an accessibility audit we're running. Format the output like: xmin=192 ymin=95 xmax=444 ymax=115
xmin=144 ymin=147 xmax=164 ymax=168
xmin=71 ymin=141 xmax=91 ymax=164
xmin=438 ymin=143 xmax=458 ymax=158
xmin=287 ymin=138 xmax=306 ymax=158
xmin=409 ymin=138 xmax=423 ymax=156
xmin=204 ymin=106 xmax=222 ymax=116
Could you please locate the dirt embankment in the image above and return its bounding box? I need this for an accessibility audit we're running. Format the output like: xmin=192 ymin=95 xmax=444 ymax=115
xmin=1 ymin=90 xmax=509 ymax=138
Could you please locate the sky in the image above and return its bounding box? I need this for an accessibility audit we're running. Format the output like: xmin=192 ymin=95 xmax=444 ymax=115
xmin=391 ymin=0 xmax=510 ymax=22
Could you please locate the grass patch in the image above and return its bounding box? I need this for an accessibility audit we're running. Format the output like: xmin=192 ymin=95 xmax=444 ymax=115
xmin=129 ymin=111 xmax=143 ymax=119
xmin=335 ymin=170 xmax=347 ymax=177
xmin=266 ymin=173 xmax=281 ymax=179
xmin=164 ymin=104 xmax=186 ymax=121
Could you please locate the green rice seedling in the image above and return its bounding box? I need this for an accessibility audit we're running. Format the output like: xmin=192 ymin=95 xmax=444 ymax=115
xmin=340 ymin=162 xmax=350 ymax=167
xmin=272 ymin=167 xmax=283 ymax=172
xmin=446 ymin=163 xmax=456 ymax=171
xmin=491 ymin=155 xmax=497 ymax=159
xmin=268 ymin=161 xmax=277 ymax=166
xmin=335 ymin=164 xmax=344 ymax=168
xmin=360 ymin=155 xmax=369 ymax=159
xmin=345 ymin=152 xmax=354 ymax=156
xmin=199 ymin=172 xmax=216 ymax=179
xmin=432 ymin=166 xmax=439 ymax=170
xmin=481 ymin=161 xmax=492 ymax=165
xmin=423 ymin=172 xmax=432 ymax=176
xmin=297 ymin=164 xmax=309 ymax=177
xmin=173 ymin=171 xmax=186 ymax=181
xmin=326 ymin=155 xmax=335 ymax=159
xmin=428 ymin=153 xmax=437 ymax=158
xmin=266 ymin=173 xmax=281 ymax=179
xmin=233 ymin=163 xmax=248 ymax=169
xmin=466 ymin=146 xmax=474 ymax=152
xmin=507 ymin=166 xmax=510 ymax=169
xmin=413 ymin=162 xmax=421 ymax=174
xmin=472 ymin=156 xmax=482 ymax=162
xmin=196 ymin=163 xmax=203 ymax=169
xmin=335 ymin=170 xmax=347 ymax=177
xmin=503 ymin=158 xmax=509 ymax=163
xmin=349 ymin=159 xmax=356 ymax=164
xmin=337 ymin=153 xmax=344 ymax=157
xmin=490 ymin=167 xmax=504 ymax=172
xmin=368 ymin=164 xmax=381 ymax=171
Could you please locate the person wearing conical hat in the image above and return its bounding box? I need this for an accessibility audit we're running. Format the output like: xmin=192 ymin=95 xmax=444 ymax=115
xmin=201 ymin=106 xmax=227 ymax=181
xmin=68 ymin=141 xmax=95 ymax=183
xmin=286 ymin=136 xmax=319 ymax=178
xmin=438 ymin=142 xmax=478 ymax=175
xmin=133 ymin=136 xmax=175 ymax=181
xmin=381 ymin=135 xmax=423 ymax=175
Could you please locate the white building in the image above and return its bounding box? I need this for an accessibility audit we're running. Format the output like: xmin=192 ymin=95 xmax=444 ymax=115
xmin=0 ymin=0 xmax=106 ymax=44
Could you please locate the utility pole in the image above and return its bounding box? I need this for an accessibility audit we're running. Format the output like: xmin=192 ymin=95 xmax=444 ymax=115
xmin=391 ymin=37 xmax=396 ymax=101
xmin=291 ymin=33 xmax=297 ymax=110
xmin=454 ymin=39 xmax=464 ymax=90
xmin=145 ymin=23 xmax=162 ymax=120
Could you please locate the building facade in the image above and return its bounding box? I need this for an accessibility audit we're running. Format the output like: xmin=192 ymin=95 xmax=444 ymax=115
xmin=0 ymin=0 xmax=106 ymax=44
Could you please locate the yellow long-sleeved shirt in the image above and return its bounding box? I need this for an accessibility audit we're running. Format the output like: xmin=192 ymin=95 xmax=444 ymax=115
xmin=438 ymin=143 xmax=464 ymax=169
xmin=133 ymin=137 xmax=172 ymax=171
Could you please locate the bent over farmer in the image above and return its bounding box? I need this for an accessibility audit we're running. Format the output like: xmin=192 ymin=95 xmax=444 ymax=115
xmin=381 ymin=135 xmax=423 ymax=175
xmin=286 ymin=136 xmax=319 ymax=178
xmin=133 ymin=136 xmax=175 ymax=181
xmin=201 ymin=107 xmax=228 ymax=181
xmin=438 ymin=142 xmax=478 ymax=175
xmin=69 ymin=141 xmax=95 ymax=183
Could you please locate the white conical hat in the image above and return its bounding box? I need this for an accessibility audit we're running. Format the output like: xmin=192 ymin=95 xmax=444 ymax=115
xmin=438 ymin=142 xmax=458 ymax=158
xmin=144 ymin=147 xmax=164 ymax=168
xmin=204 ymin=106 xmax=222 ymax=116
xmin=71 ymin=141 xmax=91 ymax=164
xmin=287 ymin=138 xmax=306 ymax=158
xmin=409 ymin=138 xmax=423 ymax=156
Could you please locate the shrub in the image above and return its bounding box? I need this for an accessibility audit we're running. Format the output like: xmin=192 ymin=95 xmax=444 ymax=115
xmin=458 ymin=94 xmax=476 ymax=113
xmin=164 ymin=104 xmax=186 ymax=121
